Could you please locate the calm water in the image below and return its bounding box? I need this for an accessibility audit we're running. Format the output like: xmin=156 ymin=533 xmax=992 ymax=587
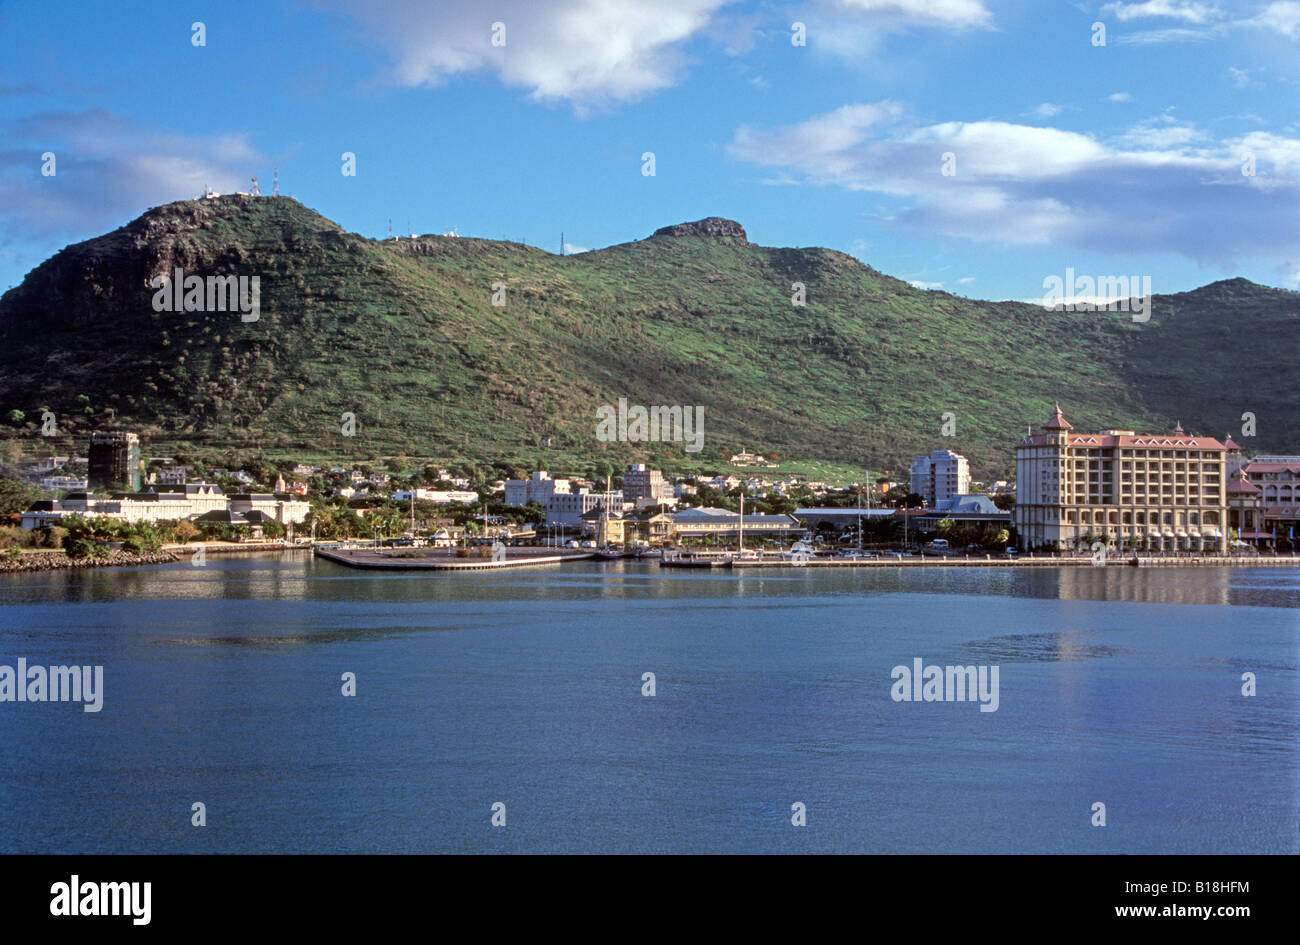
xmin=1 ymin=554 xmax=1296 ymax=853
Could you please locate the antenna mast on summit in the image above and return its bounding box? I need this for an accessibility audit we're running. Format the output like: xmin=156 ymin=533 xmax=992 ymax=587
xmin=561 ymin=231 xmax=565 ymax=256
xmin=272 ymin=167 xmax=279 ymax=196
xmin=251 ymin=176 xmax=260 ymax=196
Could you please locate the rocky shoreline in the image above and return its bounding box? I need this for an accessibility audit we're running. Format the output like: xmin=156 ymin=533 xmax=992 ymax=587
xmin=0 ymin=550 xmax=181 ymax=574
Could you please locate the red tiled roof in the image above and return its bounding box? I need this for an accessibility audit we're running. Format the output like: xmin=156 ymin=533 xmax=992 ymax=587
xmin=1018 ymin=432 xmax=1226 ymax=449
xmin=1043 ymin=404 xmax=1072 ymax=430
xmin=1017 ymin=407 xmax=1225 ymax=449
xmin=1242 ymin=462 xmax=1300 ymax=474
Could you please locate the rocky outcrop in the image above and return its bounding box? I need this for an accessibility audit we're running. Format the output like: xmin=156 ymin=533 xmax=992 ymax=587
xmin=651 ymin=218 xmax=747 ymax=241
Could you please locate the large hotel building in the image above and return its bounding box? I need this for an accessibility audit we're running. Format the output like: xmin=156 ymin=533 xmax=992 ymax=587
xmin=1014 ymin=406 xmax=1227 ymax=552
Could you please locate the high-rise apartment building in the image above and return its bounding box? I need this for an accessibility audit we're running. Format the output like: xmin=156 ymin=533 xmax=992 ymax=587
xmin=623 ymin=464 xmax=673 ymax=504
xmin=88 ymin=431 xmax=142 ymax=491
xmin=909 ymin=450 xmax=970 ymax=507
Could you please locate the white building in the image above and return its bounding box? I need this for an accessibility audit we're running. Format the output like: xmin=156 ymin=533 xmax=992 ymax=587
xmin=545 ymin=491 xmax=623 ymax=527
xmin=39 ymin=476 xmax=88 ymax=491
xmin=1239 ymin=456 xmax=1300 ymax=505
xmin=19 ymin=483 xmax=307 ymax=529
xmin=909 ymin=450 xmax=970 ymax=507
xmin=391 ymin=489 xmax=478 ymax=504
xmin=156 ymin=466 xmax=189 ymax=485
xmin=504 ymin=471 xmax=571 ymax=506
xmin=228 ymin=494 xmax=312 ymax=525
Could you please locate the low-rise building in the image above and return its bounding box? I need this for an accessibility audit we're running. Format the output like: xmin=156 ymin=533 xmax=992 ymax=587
xmin=546 ymin=490 xmax=623 ymax=527
xmin=20 ymin=484 xmax=307 ymax=529
xmin=1239 ymin=455 xmax=1300 ymax=505
xmin=504 ymin=470 xmax=571 ymax=507
xmin=915 ymin=494 xmax=1012 ymax=536
xmin=39 ymin=475 xmax=88 ymax=491
xmin=669 ymin=507 xmax=803 ymax=541
xmin=1226 ymin=469 xmax=1267 ymax=545
xmin=392 ymin=489 xmax=478 ymax=504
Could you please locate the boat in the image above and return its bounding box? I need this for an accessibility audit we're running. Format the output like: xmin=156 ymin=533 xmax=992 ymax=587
xmin=780 ymin=538 xmax=817 ymax=559
xmin=660 ymin=552 xmax=731 ymax=568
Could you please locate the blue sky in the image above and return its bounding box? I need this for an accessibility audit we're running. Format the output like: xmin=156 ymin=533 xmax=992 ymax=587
xmin=1 ymin=0 xmax=1298 ymax=300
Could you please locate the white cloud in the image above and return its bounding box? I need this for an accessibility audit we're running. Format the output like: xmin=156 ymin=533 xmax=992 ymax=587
xmin=727 ymin=102 xmax=1300 ymax=269
xmin=0 ymin=109 xmax=268 ymax=238
xmin=1282 ymin=260 xmax=1300 ymax=289
xmin=1117 ymin=115 xmax=1203 ymax=148
xmin=1027 ymin=103 xmax=1064 ymax=118
xmin=957 ymin=276 xmax=976 ymax=284
xmin=1107 ymin=91 xmax=1133 ymax=102
xmin=1106 ymin=1 xmax=1300 ymax=42
xmin=1241 ymin=1 xmax=1300 ymax=37
xmin=1100 ymin=1 xmax=1219 ymax=24
xmin=311 ymin=0 xmax=729 ymax=108
xmin=832 ymin=0 xmax=992 ymax=29
xmin=908 ymin=279 xmax=944 ymax=289
xmin=1113 ymin=25 xmax=1218 ymax=42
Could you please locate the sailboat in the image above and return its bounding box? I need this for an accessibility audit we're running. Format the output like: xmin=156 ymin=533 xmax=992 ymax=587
xmin=596 ymin=479 xmax=625 ymax=559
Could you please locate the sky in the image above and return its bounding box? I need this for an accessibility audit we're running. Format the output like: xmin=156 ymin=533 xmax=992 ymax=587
xmin=1 ymin=0 xmax=1298 ymax=301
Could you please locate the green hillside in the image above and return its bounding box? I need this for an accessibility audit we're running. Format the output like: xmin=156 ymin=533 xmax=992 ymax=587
xmin=1 ymin=195 xmax=1295 ymax=479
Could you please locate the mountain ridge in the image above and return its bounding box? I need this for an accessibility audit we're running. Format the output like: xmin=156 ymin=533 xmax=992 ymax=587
xmin=1 ymin=196 xmax=1296 ymax=476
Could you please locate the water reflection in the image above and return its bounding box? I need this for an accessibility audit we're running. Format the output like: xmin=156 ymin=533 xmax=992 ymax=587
xmin=1 ymin=553 xmax=1296 ymax=609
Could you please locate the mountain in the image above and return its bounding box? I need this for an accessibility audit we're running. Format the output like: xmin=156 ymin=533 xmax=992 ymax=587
xmin=1 ymin=195 xmax=1296 ymax=477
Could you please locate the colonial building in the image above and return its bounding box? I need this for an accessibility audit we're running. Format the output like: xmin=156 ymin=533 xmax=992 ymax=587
xmin=668 ymin=507 xmax=803 ymax=542
xmin=1014 ymin=406 xmax=1227 ymax=552
xmin=21 ymin=484 xmax=308 ymax=530
xmin=1239 ymin=455 xmax=1300 ymax=505
xmin=909 ymin=450 xmax=970 ymax=507
xmin=1226 ymin=469 xmax=1267 ymax=545
xmin=1239 ymin=454 xmax=1300 ymax=551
